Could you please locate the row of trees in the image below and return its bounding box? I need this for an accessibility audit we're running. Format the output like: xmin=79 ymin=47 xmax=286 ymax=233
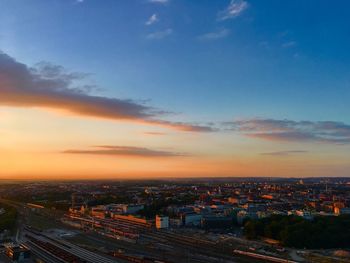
xmin=0 ymin=203 xmax=17 ymax=232
xmin=244 ymin=214 xmax=350 ymax=249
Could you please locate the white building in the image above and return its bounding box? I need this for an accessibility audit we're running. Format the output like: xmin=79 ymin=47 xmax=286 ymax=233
xmin=156 ymin=215 xmax=169 ymax=229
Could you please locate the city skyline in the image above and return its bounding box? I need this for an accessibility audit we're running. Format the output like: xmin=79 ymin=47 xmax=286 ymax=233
xmin=1 ymin=0 xmax=350 ymax=178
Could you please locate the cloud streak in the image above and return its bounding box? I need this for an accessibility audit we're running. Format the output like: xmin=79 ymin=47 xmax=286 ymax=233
xmin=0 ymin=51 xmax=214 ymax=132
xmin=218 ymin=0 xmax=249 ymax=21
xmin=226 ymin=118 xmax=350 ymax=144
xmin=260 ymin=150 xmax=308 ymax=156
xmin=149 ymin=0 xmax=169 ymax=4
xmin=63 ymin=145 xmax=185 ymax=157
xmin=144 ymin=131 xmax=167 ymax=136
xmin=146 ymin=28 xmax=173 ymax=39
xmin=198 ymin=29 xmax=230 ymax=40
xmin=146 ymin=14 xmax=159 ymax=26
xmin=282 ymin=41 xmax=297 ymax=48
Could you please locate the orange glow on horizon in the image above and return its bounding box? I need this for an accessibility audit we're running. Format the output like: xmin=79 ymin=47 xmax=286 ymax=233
xmin=1 ymin=108 xmax=349 ymax=180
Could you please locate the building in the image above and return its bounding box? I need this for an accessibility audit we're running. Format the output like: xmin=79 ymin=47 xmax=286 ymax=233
xmin=121 ymin=204 xmax=144 ymax=214
xmin=334 ymin=202 xmax=345 ymax=213
xmin=5 ymin=243 xmax=31 ymax=262
xmin=236 ymin=210 xmax=248 ymax=225
xmin=91 ymin=206 xmax=107 ymax=218
xmin=228 ymin=196 xmax=247 ymax=205
xmin=156 ymin=215 xmax=169 ymax=229
xmin=335 ymin=207 xmax=350 ymax=215
xmin=26 ymin=203 xmax=44 ymax=212
xmin=261 ymin=194 xmax=274 ymax=200
xmin=295 ymin=210 xmax=314 ymax=220
xmin=181 ymin=213 xmax=202 ymax=226
xmin=169 ymin=218 xmax=182 ymax=227
xmin=108 ymin=204 xmax=144 ymax=215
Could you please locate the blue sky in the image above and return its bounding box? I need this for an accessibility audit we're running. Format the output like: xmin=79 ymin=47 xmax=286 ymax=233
xmin=1 ymin=0 xmax=349 ymax=124
xmin=1 ymin=0 xmax=350 ymax=178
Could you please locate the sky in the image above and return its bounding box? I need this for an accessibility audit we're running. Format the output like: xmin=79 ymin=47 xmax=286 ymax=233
xmin=0 ymin=0 xmax=350 ymax=179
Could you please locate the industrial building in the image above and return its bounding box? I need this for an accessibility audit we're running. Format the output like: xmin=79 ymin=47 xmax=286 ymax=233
xmin=156 ymin=215 xmax=169 ymax=229
xmin=5 ymin=243 xmax=31 ymax=262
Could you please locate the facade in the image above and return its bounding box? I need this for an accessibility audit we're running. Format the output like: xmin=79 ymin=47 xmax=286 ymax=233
xmin=237 ymin=210 xmax=248 ymax=225
xmin=122 ymin=204 xmax=144 ymax=214
xmin=91 ymin=206 xmax=106 ymax=218
xmin=108 ymin=204 xmax=144 ymax=215
xmin=5 ymin=244 xmax=31 ymax=262
xmin=335 ymin=207 xmax=350 ymax=215
xmin=295 ymin=210 xmax=314 ymax=220
xmin=156 ymin=215 xmax=169 ymax=229
xmin=182 ymin=213 xmax=202 ymax=226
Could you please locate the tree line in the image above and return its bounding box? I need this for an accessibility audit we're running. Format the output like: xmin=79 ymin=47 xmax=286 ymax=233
xmin=244 ymin=214 xmax=350 ymax=249
xmin=0 ymin=203 xmax=17 ymax=232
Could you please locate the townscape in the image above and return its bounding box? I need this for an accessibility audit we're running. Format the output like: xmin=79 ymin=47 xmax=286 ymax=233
xmin=0 ymin=178 xmax=349 ymax=262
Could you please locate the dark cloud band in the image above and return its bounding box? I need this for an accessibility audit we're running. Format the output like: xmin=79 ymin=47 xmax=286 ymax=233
xmin=0 ymin=52 xmax=214 ymax=132
xmin=226 ymin=118 xmax=350 ymax=144
xmin=260 ymin=150 xmax=308 ymax=156
xmin=63 ymin=145 xmax=185 ymax=157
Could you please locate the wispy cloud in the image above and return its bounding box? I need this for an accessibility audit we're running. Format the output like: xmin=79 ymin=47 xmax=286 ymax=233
xmin=151 ymin=120 xmax=215 ymax=132
xmin=225 ymin=118 xmax=350 ymax=144
xmin=149 ymin=0 xmax=169 ymax=4
xmin=198 ymin=29 xmax=230 ymax=41
xmin=146 ymin=28 xmax=173 ymax=40
xmin=218 ymin=0 xmax=249 ymax=21
xmin=0 ymin=51 xmax=214 ymax=132
xmin=63 ymin=145 xmax=185 ymax=157
xmin=144 ymin=131 xmax=167 ymax=136
xmin=282 ymin=41 xmax=297 ymax=48
xmin=146 ymin=14 xmax=159 ymax=26
xmin=259 ymin=41 xmax=270 ymax=49
xmin=260 ymin=150 xmax=308 ymax=156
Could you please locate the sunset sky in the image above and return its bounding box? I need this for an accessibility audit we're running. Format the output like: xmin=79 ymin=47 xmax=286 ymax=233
xmin=1 ymin=0 xmax=350 ymax=179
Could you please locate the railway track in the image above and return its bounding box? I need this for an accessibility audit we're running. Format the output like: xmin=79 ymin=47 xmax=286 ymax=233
xmin=24 ymin=228 xmax=123 ymax=263
xmin=143 ymin=231 xmax=265 ymax=263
